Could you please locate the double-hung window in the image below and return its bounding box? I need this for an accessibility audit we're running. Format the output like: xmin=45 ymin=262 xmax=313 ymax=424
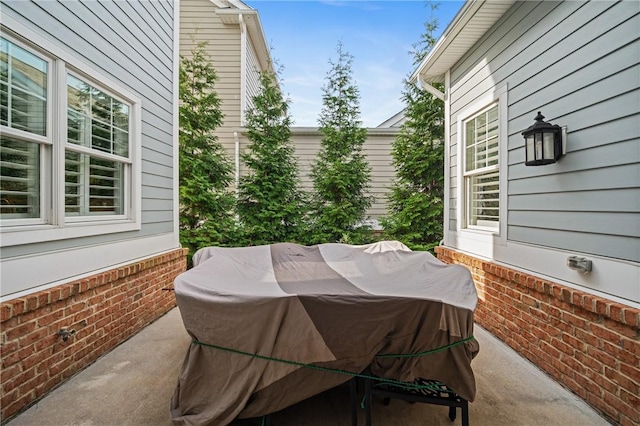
xmin=0 ymin=37 xmax=47 ymax=222
xmin=65 ymin=74 xmax=129 ymax=217
xmin=1 ymin=29 xmax=140 ymax=245
xmin=463 ymin=104 xmax=500 ymax=231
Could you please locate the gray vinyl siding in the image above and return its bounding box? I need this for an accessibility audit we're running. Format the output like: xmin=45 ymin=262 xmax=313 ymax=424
xmin=448 ymin=0 xmax=640 ymax=262
xmin=1 ymin=0 xmax=176 ymax=258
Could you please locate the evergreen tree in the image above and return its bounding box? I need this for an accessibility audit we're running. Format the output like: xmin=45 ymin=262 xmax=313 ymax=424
xmin=381 ymin=5 xmax=445 ymax=251
xmin=309 ymin=42 xmax=372 ymax=244
xmin=237 ymin=69 xmax=305 ymax=245
xmin=179 ymin=42 xmax=237 ymax=263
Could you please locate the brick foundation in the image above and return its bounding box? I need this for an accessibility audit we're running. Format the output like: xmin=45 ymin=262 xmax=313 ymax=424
xmin=435 ymin=246 xmax=639 ymax=426
xmin=0 ymin=248 xmax=188 ymax=422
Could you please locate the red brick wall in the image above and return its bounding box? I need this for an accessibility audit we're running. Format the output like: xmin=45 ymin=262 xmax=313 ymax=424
xmin=435 ymin=246 xmax=639 ymax=426
xmin=0 ymin=248 xmax=188 ymax=422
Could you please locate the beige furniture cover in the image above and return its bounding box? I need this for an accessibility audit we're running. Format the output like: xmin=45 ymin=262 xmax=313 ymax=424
xmin=170 ymin=241 xmax=479 ymax=426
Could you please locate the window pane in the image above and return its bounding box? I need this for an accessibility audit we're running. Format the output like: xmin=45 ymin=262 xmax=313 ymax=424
xmin=91 ymin=118 xmax=112 ymax=153
xmin=0 ymin=38 xmax=8 ymax=84
xmin=67 ymin=74 xmax=129 ymax=157
xmin=68 ymin=108 xmax=90 ymax=147
xmin=465 ymin=105 xmax=499 ymax=172
xmin=112 ymin=100 xmax=129 ymax=130
xmin=65 ymin=150 xmax=124 ymax=216
xmin=465 ymin=104 xmax=500 ymax=230
xmin=469 ymin=170 xmax=499 ymax=228
xmin=0 ymin=136 xmax=40 ymax=219
xmin=0 ymin=37 xmax=47 ymax=136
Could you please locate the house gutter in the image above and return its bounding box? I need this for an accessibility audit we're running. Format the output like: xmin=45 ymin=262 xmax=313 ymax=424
xmin=419 ymin=75 xmax=444 ymax=101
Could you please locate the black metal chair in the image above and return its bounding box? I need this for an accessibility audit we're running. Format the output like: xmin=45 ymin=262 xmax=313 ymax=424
xmin=363 ymin=376 xmax=469 ymax=426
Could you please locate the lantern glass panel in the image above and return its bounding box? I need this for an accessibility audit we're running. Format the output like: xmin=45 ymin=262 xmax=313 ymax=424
xmin=543 ymin=132 xmax=555 ymax=160
xmin=535 ymin=133 xmax=543 ymax=161
xmin=526 ymin=135 xmax=534 ymax=163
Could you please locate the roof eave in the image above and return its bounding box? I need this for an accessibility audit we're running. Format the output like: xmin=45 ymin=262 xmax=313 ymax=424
xmin=411 ymin=0 xmax=515 ymax=84
xmin=215 ymin=7 xmax=274 ymax=74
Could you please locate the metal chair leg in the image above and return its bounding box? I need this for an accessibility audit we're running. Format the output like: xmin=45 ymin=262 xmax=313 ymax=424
xmin=365 ymin=377 xmax=373 ymax=426
xmin=448 ymin=405 xmax=456 ymax=421
xmin=461 ymin=399 xmax=469 ymax=426
xmin=350 ymin=378 xmax=358 ymax=426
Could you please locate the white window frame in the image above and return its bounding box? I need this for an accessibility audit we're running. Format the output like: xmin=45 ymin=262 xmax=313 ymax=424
xmin=455 ymin=83 xmax=508 ymax=254
xmin=0 ymin=19 xmax=141 ymax=247
xmin=463 ymin=103 xmax=500 ymax=232
xmin=0 ymin=32 xmax=53 ymax=227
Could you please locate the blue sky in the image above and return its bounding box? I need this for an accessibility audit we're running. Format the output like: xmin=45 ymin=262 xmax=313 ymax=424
xmin=244 ymin=0 xmax=464 ymax=127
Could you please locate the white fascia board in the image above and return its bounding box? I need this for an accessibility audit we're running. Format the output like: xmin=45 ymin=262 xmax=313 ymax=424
xmin=376 ymin=108 xmax=407 ymax=128
xmin=246 ymin=13 xmax=274 ymax=73
xmin=228 ymin=0 xmax=251 ymax=10
xmin=208 ymin=0 xmax=250 ymax=9
xmin=411 ymin=0 xmax=515 ymax=84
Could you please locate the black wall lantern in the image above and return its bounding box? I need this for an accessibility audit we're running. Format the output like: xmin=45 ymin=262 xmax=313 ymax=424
xmin=522 ymin=111 xmax=565 ymax=166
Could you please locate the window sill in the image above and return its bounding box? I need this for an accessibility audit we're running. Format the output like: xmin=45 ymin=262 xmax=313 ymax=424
xmin=0 ymin=220 xmax=141 ymax=247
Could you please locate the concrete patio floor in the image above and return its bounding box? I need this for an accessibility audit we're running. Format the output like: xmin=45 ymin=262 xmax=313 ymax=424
xmin=7 ymin=308 xmax=612 ymax=426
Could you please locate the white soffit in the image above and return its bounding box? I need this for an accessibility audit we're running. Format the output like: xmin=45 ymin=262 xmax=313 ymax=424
xmin=412 ymin=0 xmax=515 ymax=84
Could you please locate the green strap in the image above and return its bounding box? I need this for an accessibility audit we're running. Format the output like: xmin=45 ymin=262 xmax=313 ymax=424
xmin=191 ymin=335 xmax=475 ymax=393
xmin=374 ymin=335 xmax=476 ymax=358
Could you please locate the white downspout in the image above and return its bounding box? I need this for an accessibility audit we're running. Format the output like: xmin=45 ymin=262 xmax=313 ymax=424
xmin=234 ymin=131 xmax=240 ymax=191
xmin=419 ymin=75 xmax=445 ymax=101
xmin=442 ymin=69 xmax=451 ymax=247
xmin=239 ymin=13 xmax=247 ymax=126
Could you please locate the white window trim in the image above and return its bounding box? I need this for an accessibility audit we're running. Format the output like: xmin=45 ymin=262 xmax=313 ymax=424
xmin=462 ymin=103 xmax=500 ymax=232
xmin=1 ymin=17 xmax=142 ymax=247
xmin=454 ymin=83 xmax=508 ymax=256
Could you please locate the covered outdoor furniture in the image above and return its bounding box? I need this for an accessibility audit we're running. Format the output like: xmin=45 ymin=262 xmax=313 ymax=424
xmin=170 ymin=241 xmax=479 ymax=425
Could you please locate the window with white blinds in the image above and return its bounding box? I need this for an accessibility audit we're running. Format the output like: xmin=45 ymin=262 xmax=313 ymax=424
xmin=66 ymin=74 xmax=128 ymax=216
xmin=0 ymin=37 xmax=46 ymax=220
xmin=1 ymin=29 xmax=137 ymax=239
xmin=464 ymin=104 xmax=500 ymax=230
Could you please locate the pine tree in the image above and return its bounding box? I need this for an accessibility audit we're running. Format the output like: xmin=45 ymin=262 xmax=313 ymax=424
xmin=381 ymin=5 xmax=445 ymax=251
xmin=179 ymin=42 xmax=237 ymax=263
xmin=237 ymin=69 xmax=305 ymax=245
xmin=309 ymin=42 xmax=372 ymax=244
